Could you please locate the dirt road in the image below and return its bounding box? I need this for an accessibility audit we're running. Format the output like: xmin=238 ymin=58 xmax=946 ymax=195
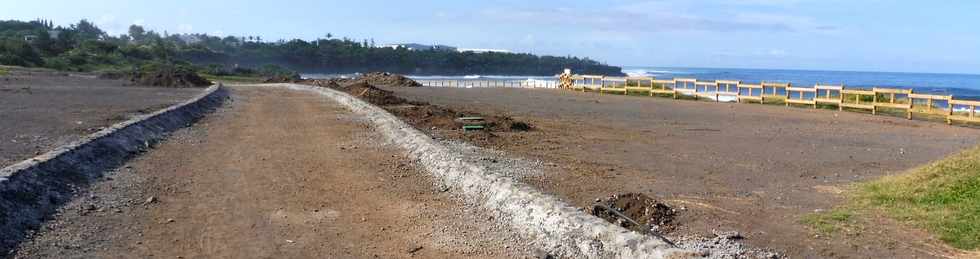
xmin=382 ymin=86 xmax=980 ymax=258
xmin=13 ymin=86 xmax=532 ymax=258
xmin=0 ymin=68 xmax=202 ymax=168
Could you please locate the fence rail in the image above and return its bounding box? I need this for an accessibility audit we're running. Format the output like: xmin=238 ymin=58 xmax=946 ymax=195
xmin=417 ymin=79 xmax=559 ymax=89
xmin=555 ymin=72 xmax=978 ymax=125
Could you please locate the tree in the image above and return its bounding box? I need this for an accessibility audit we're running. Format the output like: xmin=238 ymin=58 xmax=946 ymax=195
xmin=128 ymin=25 xmax=146 ymax=43
xmin=32 ymin=28 xmax=54 ymax=55
xmin=73 ymin=19 xmax=105 ymax=41
xmin=0 ymin=38 xmax=44 ymax=67
xmin=0 ymin=18 xmax=624 ymax=76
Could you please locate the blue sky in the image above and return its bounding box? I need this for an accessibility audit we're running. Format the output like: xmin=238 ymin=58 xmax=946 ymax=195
xmin=3 ymin=0 xmax=979 ymax=74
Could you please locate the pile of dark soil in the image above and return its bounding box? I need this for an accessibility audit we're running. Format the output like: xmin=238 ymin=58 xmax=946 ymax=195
xmin=303 ymin=78 xmax=531 ymax=134
xmin=357 ymin=72 xmax=421 ymax=87
xmin=263 ymin=74 xmax=302 ymax=83
xmin=302 ymin=72 xmax=420 ymax=88
xmin=100 ymin=68 xmax=211 ymax=88
xmin=591 ymin=193 xmax=677 ymax=235
xmin=337 ymin=82 xmax=416 ymax=106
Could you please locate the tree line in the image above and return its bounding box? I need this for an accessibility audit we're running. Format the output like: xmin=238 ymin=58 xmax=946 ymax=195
xmin=0 ymin=19 xmax=624 ymax=76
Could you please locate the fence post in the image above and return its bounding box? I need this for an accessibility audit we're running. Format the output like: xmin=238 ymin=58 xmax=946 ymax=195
xmin=671 ymin=80 xmax=677 ymax=99
xmin=907 ymin=90 xmax=914 ymax=119
xmin=946 ymin=96 xmax=954 ymax=124
xmin=599 ymin=77 xmax=604 ymax=95
xmin=737 ymin=83 xmax=743 ymax=103
xmin=785 ymin=85 xmax=790 ymax=107
xmin=872 ymin=89 xmax=878 ymax=115
xmin=840 ymin=83 xmax=846 ymax=108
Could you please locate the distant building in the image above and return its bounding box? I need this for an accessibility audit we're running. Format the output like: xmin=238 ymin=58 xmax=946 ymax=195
xmin=457 ymin=48 xmax=513 ymax=54
xmin=176 ymin=34 xmax=203 ymax=44
xmin=23 ymin=34 xmax=37 ymax=43
xmin=382 ymin=43 xmax=457 ymax=52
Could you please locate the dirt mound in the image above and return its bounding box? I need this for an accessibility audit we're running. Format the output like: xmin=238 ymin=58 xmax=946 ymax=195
xmin=263 ymin=74 xmax=301 ymax=83
xmin=591 ymin=193 xmax=677 ymax=234
xmin=303 ymin=78 xmax=350 ymax=88
xmin=303 ymin=79 xmax=532 ymax=134
xmin=101 ymin=68 xmax=211 ymax=88
xmin=357 ymin=72 xmax=420 ymax=87
xmin=337 ymin=82 xmax=413 ymax=106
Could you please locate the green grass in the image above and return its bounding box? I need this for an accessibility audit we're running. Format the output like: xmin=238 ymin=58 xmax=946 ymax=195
xmin=806 ymin=145 xmax=980 ymax=250
xmin=801 ymin=209 xmax=855 ymax=234
xmin=0 ymin=67 xmax=7 ymax=76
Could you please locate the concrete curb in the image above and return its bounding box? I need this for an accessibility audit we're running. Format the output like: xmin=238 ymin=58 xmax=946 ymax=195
xmin=278 ymin=83 xmax=696 ymax=259
xmin=0 ymin=85 xmax=229 ymax=254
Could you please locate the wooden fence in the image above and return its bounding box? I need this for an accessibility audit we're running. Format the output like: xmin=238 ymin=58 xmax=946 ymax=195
xmin=417 ymin=79 xmax=559 ymax=88
xmin=555 ymin=72 xmax=979 ymax=125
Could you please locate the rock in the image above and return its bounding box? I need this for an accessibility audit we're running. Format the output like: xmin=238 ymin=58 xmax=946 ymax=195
xmin=534 ymin=249 xmax=556 ymax=259
xmin=713 ymin=230 xmax=743 ymax=240
xmin=407 ymin=245 xmax=424 ymax=254
xmin=143 ymin=196 xmax=157 ymax=205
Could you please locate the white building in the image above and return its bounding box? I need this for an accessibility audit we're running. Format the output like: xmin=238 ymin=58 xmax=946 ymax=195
xmin=382 ymin=43 xmax=457 ymax=52
xmin=457 ymin=48 xmax=512 ymax=54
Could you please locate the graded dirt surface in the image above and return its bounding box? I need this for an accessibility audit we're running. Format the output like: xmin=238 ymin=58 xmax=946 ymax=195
xmin=382 ymin=86 xmax=980 ymax=258
xmin=13 ymin=86 xmax=532 ymax=258
xmin=0 ymin=68 xmax=202 ymax=168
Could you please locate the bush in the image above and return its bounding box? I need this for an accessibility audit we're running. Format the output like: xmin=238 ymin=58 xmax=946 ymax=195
xmin=0 ymin=37 xmax=43 ymax=67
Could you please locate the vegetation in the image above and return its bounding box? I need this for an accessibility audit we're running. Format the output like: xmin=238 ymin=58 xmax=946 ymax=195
xmin=0 ymin=19 xmax=622 ymax=76
xmin=805 ymin=145 xmax=980 ymax=250
xmin=800 ymin=209 xmax=855 ymax=234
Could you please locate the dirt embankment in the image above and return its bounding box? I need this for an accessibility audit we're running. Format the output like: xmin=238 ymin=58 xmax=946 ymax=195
xmin=301 ymin=72 xmax=421 ymax=88
xmin=99 ymin=67 xmax=211 ymax=88
xmin=0 ymin=67 xmax=203 ymax=168
xmin=301 ymin=75 xmax=530 ymax=146
xmin=356 ymin=72 xmax=421 ymax=87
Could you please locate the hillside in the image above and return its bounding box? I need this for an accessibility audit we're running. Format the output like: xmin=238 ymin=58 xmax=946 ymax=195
xmin=0 ymin=19 xmax=623 ymax=76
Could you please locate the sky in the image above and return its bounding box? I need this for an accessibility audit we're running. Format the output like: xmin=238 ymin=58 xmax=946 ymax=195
xmin=3 ymin=0 xmax=979 ymax=74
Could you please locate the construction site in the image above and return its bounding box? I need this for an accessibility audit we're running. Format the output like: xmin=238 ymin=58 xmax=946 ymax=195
xmin=3 ymin=65 xmax=980 ymax=258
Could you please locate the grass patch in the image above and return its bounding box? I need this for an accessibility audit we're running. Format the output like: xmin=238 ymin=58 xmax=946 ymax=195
xmin=801 ymin=209 xmax=855 ymax=234
xmin=853 ymin=145 xmax=980 ymax=249
xmin=760 ymin=96 xmax=787 ymax=106
xmin=875 ymin=106 xmax=912 ymax=118
xmin=808 ymin=145 xmax=980 ymax=250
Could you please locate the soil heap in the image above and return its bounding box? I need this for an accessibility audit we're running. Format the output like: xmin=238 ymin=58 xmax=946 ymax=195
xmin=591 ymin=193 xmax=677 ymax=235
xmin=100 ymin=67 xmax=211 ymax=88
